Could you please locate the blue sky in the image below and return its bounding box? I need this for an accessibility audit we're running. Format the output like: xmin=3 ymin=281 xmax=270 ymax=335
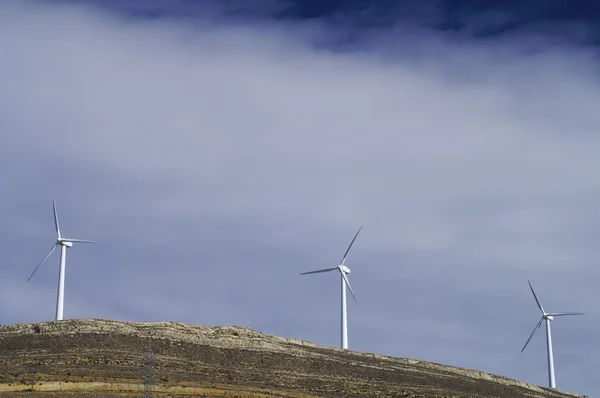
xmin=1 ymin=0 xmax=600 ymax=395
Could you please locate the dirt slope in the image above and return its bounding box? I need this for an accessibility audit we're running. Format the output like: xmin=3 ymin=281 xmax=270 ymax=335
xmin=0 ymin=319 xmax=586 ymax=397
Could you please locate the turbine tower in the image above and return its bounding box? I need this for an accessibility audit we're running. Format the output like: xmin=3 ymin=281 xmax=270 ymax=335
xmin=300 ymin=226 xmax=362 ymax=350
xmin=27 ymin=199 xmax=97 ymax=321
xmin=520 ymin=280 xmax=583 ymax=389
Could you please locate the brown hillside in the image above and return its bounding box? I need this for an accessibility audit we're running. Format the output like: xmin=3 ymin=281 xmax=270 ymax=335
xmin=0 ymin=319 xmax=585 ymax=398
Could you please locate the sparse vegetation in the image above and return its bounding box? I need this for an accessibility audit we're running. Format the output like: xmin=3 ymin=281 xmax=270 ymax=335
xmin=0 ymin=319 xmax=586 ymax=397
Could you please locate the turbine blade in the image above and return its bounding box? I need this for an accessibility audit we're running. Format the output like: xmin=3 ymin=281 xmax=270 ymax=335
xmin=547 ymin=312 xmax=584 ymax=317
xmin=27 ymin=243 xmax=58 ymax=282
xmin=65 ymin=239 xmax=98 ymax=244
xmin=521 ymin=318 xmax=543 ymax=353
xmin=53 ymin=198 xmax=61 ymax=239
xmin=341 ymin=271 xmax=357 ymax=303
xmin=340 ymin=225 xmax=363 ymax=265
xmin=300 ymin=267 xmax=338 ymax=275
xmin=528 ymin=280 xmax=545 ymax=314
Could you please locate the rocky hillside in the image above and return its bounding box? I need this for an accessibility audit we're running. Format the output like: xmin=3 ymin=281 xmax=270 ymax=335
xmin=0 ymin=319 xmax=585 ymax=397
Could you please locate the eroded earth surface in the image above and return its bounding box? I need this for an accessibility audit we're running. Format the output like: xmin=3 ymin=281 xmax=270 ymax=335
xmin=0 ymin=319 xmax=586 ymax=397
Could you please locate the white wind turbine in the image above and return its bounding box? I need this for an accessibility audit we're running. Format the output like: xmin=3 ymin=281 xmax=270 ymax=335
xmin=300 ymin=226 xmax=362 ymax=350
xmin=520 ymin=280 xmax=583 ymax=389
xmin=27 ymin=199 xmax=98 ymax=321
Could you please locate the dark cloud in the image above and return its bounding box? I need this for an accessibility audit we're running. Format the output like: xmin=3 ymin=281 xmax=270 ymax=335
xmin=43 ymin=0 xmax=600 ymax=45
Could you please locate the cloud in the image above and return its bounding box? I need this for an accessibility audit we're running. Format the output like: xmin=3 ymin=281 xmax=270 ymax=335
xmin=1 ymin=0 xmax=599 ymax=395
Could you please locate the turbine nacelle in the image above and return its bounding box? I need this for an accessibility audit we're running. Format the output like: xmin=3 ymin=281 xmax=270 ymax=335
xmin=543 ymin=314 xmax=554 ymax=321
xmin=58 ymin=240 xmax=73 ymax=248
xmin=339 ymin=265 xmax=351 ymax=274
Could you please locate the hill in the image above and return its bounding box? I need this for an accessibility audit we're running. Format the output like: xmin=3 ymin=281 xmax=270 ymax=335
xmin=0 ymin=319 xmax=585 ymax=397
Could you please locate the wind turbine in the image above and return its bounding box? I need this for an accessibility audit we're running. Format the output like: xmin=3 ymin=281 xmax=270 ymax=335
xmin=520 ymin=280 xmax=583 ymax=389
xmin=27 ymin=199 xmax=97 ymax=321
xmin=300 ymin=226 xmax=362 ymax=350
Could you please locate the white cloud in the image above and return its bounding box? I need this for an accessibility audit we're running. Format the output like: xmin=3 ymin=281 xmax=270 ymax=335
xmin=0 ymin=0 xmax=598 ymax=395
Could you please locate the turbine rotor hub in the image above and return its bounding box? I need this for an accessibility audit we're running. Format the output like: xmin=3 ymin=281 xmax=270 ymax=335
xmin=58 ymin=239 xmax=73 ymax=248
xmin=543 ymin=315 xmax=554 ymax=321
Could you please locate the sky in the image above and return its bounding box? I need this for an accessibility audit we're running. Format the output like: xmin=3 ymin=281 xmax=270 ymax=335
xmin=1 ymin=0 xmax=600 ymax=395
